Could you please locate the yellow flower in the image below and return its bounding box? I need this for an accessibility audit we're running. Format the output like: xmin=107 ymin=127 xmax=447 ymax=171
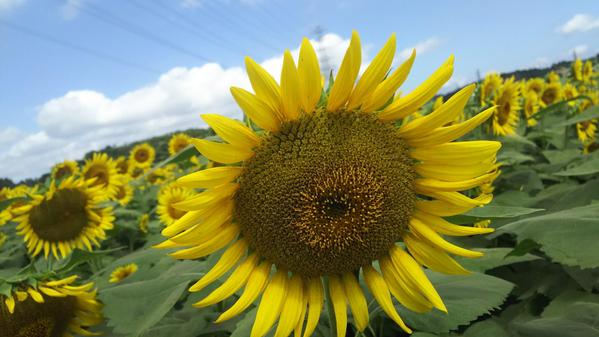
xmin=582 ymin=60 xmax=594 ymax=83
xmin=540 ymin=82 xmax=563 ymax=106
xmin=146 ymin=167 xmax=172 ymax=185
xmin=562 ymin=82 xmax=579 ymax=105
xmin=128 ymin=165 xmax=148 ymax=179
xmin=115 ymin=156 xmax=130 ymax=175
xmin=492 ymin=77 xmax=521 ymax=135
xmin=114 ymin=175 xmax=134 ymax=206
xmin=547 ymin=71 xmax=561 ymax=83
xmin=109 ymin=263 xmax=139 ymax=283
xmin=139 ymin=214 xmax=150 ymax=233
xmin=523 ymin=78 xmax=544 ymax=96
xmin=157 ymin=184 xmax=195 ymax=226
xmin=13 ymin=176 xmax=115 ymax=260
xmin=130 ymin=143 xmax=156 ymax=168
xmin=474 ymin=220 xmax=491 ymax=228
xmin=157 ymin=32 xmax=500 ymax=336
xmin=82 ymin=152 xmax=122 ymax=199
xmin=572 ymin=58 xmax=583 ymax=81
xmin=0 ymin=185 xmax=36 ymax=226
xmin=50 ymin=160 xmax=79 ymax=180
xmin=523 ymin=91 xmax=541 ymax=127
xmin=0 ymin=275 xmax=103 ymax=336
xmin=480 ymin=72 xmax=502 ymax=104
xmin=577 ymin=120 xmax=597 ymax=145
xmin=168 ymin=133 xmax=191 ymax=156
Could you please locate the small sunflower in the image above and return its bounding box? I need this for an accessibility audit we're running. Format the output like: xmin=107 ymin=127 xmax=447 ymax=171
xmin=146 ymin=167 xmax=172 ymax=185
xmin=523 ymin=78 xmax=544 ymax=96
xmin=130 ymin=143 xmax=156 ymax=168
xmin=51 ymin=160 xmax=79 ymax=180
xmin=0 ymin=275 xmax=103 ymax=336
xmin=157 ymin=184 xmax=195 ymax=226
xmin=577 ymin=120 xmax=598 ymax=145
xmin=547 ymin=71 xmax=561 ymax=83
xmin=114 ymin=175 xmax=134 ymax=206
xmin=0 ymin=187 xmax=13 ymax=226
xmin=582 ymin=60 xmax=594 ymax=84
xmin=540 ymin=82 xmax=563 ymax=107
xmin=109 ymin=263 xmax=139 ymax=283
xmin=128 ymin=166 xmax=148 ymax=179
xmin=82 ymin=153 xmax=121 ymax=198
xmin=492 ymin=77 xmax=521 ymax=135
xmin=572 ymin=58 xmax=583 ymax=81
xmin=158 ymin=32 xmax=500 ymax=336
xmin=0 ymin=186 xmax=35 ymax=226
xmin=13 ymin=177 xmax=114 ymax=259
xmin=115 ymin=156 xmax=130 ymax=175
xmin=480 ymin=73 xmax=502 ymax=104
xmin=523 ymin=91 xmax=541 ymax=127
xmin=139 ymin=214 xmax=150 ymax=234
xmin=169 ymin=133 xmax=191 ymax=156
xmin=562 ymin=82 xmax=579 ymax=105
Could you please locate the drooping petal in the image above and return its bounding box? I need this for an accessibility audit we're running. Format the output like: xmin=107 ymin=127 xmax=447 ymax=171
xmin=347 ymin=33 xmax=396 ymax=110
xmin=410 ymin=141 xmax=501 ymax=165
xmin=231 ymin=87 xmax=281 ymax=132
xmin=415 ymin=171 xmax=498 ymax=193
xmin=172 ymin=184 xmax=238 ymax=212
xmin=328 ymin=275 xmax=348 ymax=337
xmin=192 ymin=254 xmax=259 ymax=302
xmin=379 ymin=55 xmax=454 ymax=121
xmin=251 ymin=269 xmax=289 ymax=337
xmin=415 ymin=161 xmax=498 ymax=182
xmin=274 ymin=274 xmax=305 ymax=337
xmin=415 ymin=194 xmax=492 ymax=217
xmin=362 ymin=50 xmax=415 ymax=112
xmin=409 ymin=218 xmax=483 ymax=258
xmin=404 ymin=233 xmax=470 ymax=275
xmin=201 ymin=114 xmax=261 ymax=148
xmin=379 ymin=257 xmax=432 ymax=313
xmin=169 ymin=224 xmax=239 ymax=260
xmin=188 ymin=239 xmax=248 ymax=293
xmin=341 ymin=272 xmax=369 ymax=332
xmin=298 ymin=38 xmax=322 ymax=113
xmin=413 ymin=210 xmax=494 ymax=236
xmin=303 ymin=277 xmax=324 ymax=337
xmin=327 ymin=31 xmax=361 ymax=111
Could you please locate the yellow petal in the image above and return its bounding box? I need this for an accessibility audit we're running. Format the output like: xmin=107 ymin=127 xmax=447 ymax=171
xmin=169 ymin=203 xmax=233 ymax=244
xmin=379 ymin=55 xmax=454 ymax=121
xmin=177 ymin=166 xmax=244 ymax=189
xmin=409 ymin=218 xmax=484 ymax=258
xmin=251 ymin=269 xmax=289 ymax=337
xmin=173 ymin=184 xmax=238 ymax=212
xmin=5 ymin=296 xmax=15 ymax=313
xmin=414 ymin=210 xmax=494 ymax=236
xmin=39 ymin=286 xmax=67 ymax=298
xmin=404 ymin=233 xmax=470 ymax=275
xmin=192 ymin=254 xmax=259 ymax=302
xmin=406 ymin=106 xmax=495 ymax=147
xmin=415 ymin=161 xmax=498 ymax=182
xmin=280 ymin=50 xmax=301 ymax=121
xmin=201 ymin=114 xmax=261 ymax=148
xmin=399 ymin=84 xmax=475 ymax=138
xmin=415 ymin=194 xmax=492 ymax=217
xmin=348 ymin=33 xmax=396 ymax=110
xmin=188 ymin=239 xmax=248 ymax=293
xmin=362 ymin=265 xmax=412 ymax=333
xmin=327 ymin=31 xmax=361 ymax=111
xmin=274 ymin=274 xmax=305 ymax=337
xmin=328 ymin=275 xmax=347 ymax=337
xmin=379 ymin=257 xmax=432 ymax=313
xmin=303 ymin=277 xmax=324 ymax=337
xmin=15 ymin=291 xmax=29 ymax=302
xmin=341 ymin=272 xmax=369 ymax=332
xmin=419 ymin=190 xmax=492 ymax=208
xmin=44 ymin=275 xmax=78 ymax=287
xmin=162 ymin=203 xmax=225 ymax=237
xmin=216 ymin=261 xmax=272 ymax=323
xmin=294 ymin=291 xmax=309 ymax=337
xmin=362 ymin=50 xmax=415 ymax=112
xmin=169 ymin=224 xmax=239 ymax=260
xmin=27 ymin=288 xmax=45 ymax=303
xmin=410 ymin=141 xmax=501 ymax=165
xmin=245 ymin=56 xmax=281 ymax=113
xmin=415 ymin=171 xmax=498 ymax=193
xmin=298 ymin=38 xmax=322 ymax=113
xmin=388 ymin=245 xmax=446 ymax=312
xmin=231 ymin=87 xmax=281 ymax=132
xmin=191 ymin=139 xmax=254 ymax=164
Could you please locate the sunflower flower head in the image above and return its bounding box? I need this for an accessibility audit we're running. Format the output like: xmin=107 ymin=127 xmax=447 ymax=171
xmin=51 ymin=160 xmax=80 ymax=181
xmin=523 ymin=78 xmax=545 ymax=96
xmin=582 ymin=60 xmax=595 ymax=84
xmin=109 ymin=263 xmax=139 ymax=283
xmin=157 ymin=184 xmax=195 ymax=226
xmin=524 ymin=91 xmax=541 ymax=127
xmin=572 ymin=58 xmax=583 ymax=81
xmin=115 ymin=156 xmax=129 ymax=175
xmin=492 ymin=77 xmax=521 ymax=135
xmin=157 ymin=31 xmax=500 ymax=337
xmin=480 ymin=72 xmax=502 ymax=104
xmin=13 ymin=176 xmax=115 ymax=259
xmin=547 ymin=71 xmax=561 ymax=83
xmin=82 ymin=153 xmax=122 ymax=199
xmin=0 ymin=275 xmax=102 ymax=337
xmin=168 ymin=133 xmax=191 ymax=156
xmin=114 ymin=175 xmax=134 ymax=206
xmin=129 ymin=143 xmax=156 ymax=169
xmin=540 ymin=81 xmax=563 ymax=107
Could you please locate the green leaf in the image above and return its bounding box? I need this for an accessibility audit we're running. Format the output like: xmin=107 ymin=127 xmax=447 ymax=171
xmin=556 ymin=104 xmax=599 ymax=126
xmin=464 ymin=205 xmax=544 ymax=218
xmin=513 ymin=301 xmax=599 ymax=337
xmin=542 ymin=149 xmax=582 ymax=165
xmin=497 ymin=150 xmax=535 ymax=165
xmin=230 ymin=308 xmax=258 ymax=337
xmin=456 ymin=248 xmax=540 ymax=273
xmin=554 ymin=157 xmax=599 ymax=176
xmin=462 ymin=320 xmax=510 ymax=337
xmin=499 ymin=204 xmax=599 ymax=268
xmin=396 ymin=272 xmax=514 ymax=333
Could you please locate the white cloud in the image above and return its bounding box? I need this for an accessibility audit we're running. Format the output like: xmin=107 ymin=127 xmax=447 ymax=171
xmin=398 ymin=36 xmax=441 ymax=60
xmin=531 ymin=57 xmax=551 ymax=68
xmin=557 ymin=14 xmax=599 ymax=34
xmin=568 ymin=44 xmax=589 ymax=57
xmin=61 ymin=0 xmax=86 ymax=20
xmin=0 ymin=0 xmax=25 ymax=11
xmin=1 ymin=33 xmax=360 ymax=181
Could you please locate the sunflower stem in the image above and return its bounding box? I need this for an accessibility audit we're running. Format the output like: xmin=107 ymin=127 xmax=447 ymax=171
xmin=324 ymin=277 xmax=337 ymax=337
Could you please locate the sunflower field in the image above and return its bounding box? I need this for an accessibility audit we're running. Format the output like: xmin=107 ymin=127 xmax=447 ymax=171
xmin=1 ymin=33 xmax=599 ymax=337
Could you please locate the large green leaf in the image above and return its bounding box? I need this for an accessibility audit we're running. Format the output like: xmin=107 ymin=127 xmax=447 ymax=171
xmin=464 ymin=205 xmax=544 ymax=218
xmin=395 ymin=272 xmax=514 ymax=333
xmin=512 ymin=302 xmax=599 ymax=337
xmin=554 ymin=157 xmax=599 ymax=176
xmin=499 ymin=204 xmax=599 ymax=268
xmin=456 ymin=248 xmax=540 ymax=273
xmin=462 ymin=320 xmax=510 ymax=337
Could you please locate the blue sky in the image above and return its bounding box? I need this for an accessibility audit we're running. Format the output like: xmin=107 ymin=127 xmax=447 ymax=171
xmin=0 ymin=0 xmax=598 ymax=180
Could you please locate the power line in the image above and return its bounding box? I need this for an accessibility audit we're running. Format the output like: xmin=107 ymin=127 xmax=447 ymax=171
xmin=0 ymin=18 xmax=161 ymax=75
xmin=252 ymin=1 xmax=304 ymax=39
xmin=73 ymin=1 xmax=212 ymax=62
xmin=128 ymin=0 xmax=245 ymax=57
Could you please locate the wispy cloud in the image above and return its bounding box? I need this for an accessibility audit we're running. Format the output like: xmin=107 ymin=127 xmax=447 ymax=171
xmin=568 ymin=44 xmax=589 ymax=57
xmin=0 ymin=0 xmax=25 ymax=12
xmin=61 ymin=0 xmax=87 ymax=20
xmin=557 ymin=14 xmax=599 ymax=34
xmin=398 ymin=36 xmax=441 ymax=60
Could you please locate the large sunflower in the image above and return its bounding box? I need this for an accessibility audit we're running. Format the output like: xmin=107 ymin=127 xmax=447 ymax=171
xmin=82 ymin=153 xmax=121 ymax=198
xmin=13 ymin=176 xmax=115 ymax=259
xmin=158 ymin=32 xmax=499 ymax=336
xmin=1 ymin=275 xmax=103 ymax=336
xmin=130 ymin=143 xmax=156 ymax=168
xmin=51 ymin=160 xmax=80 ymax=180
xmin=491 ymin=77 xmax=521 ymax=135
xmin=168 ymin=133 xmax=192 ymax=156
xmin=157 ymin=184 xmax=195 ymax=226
